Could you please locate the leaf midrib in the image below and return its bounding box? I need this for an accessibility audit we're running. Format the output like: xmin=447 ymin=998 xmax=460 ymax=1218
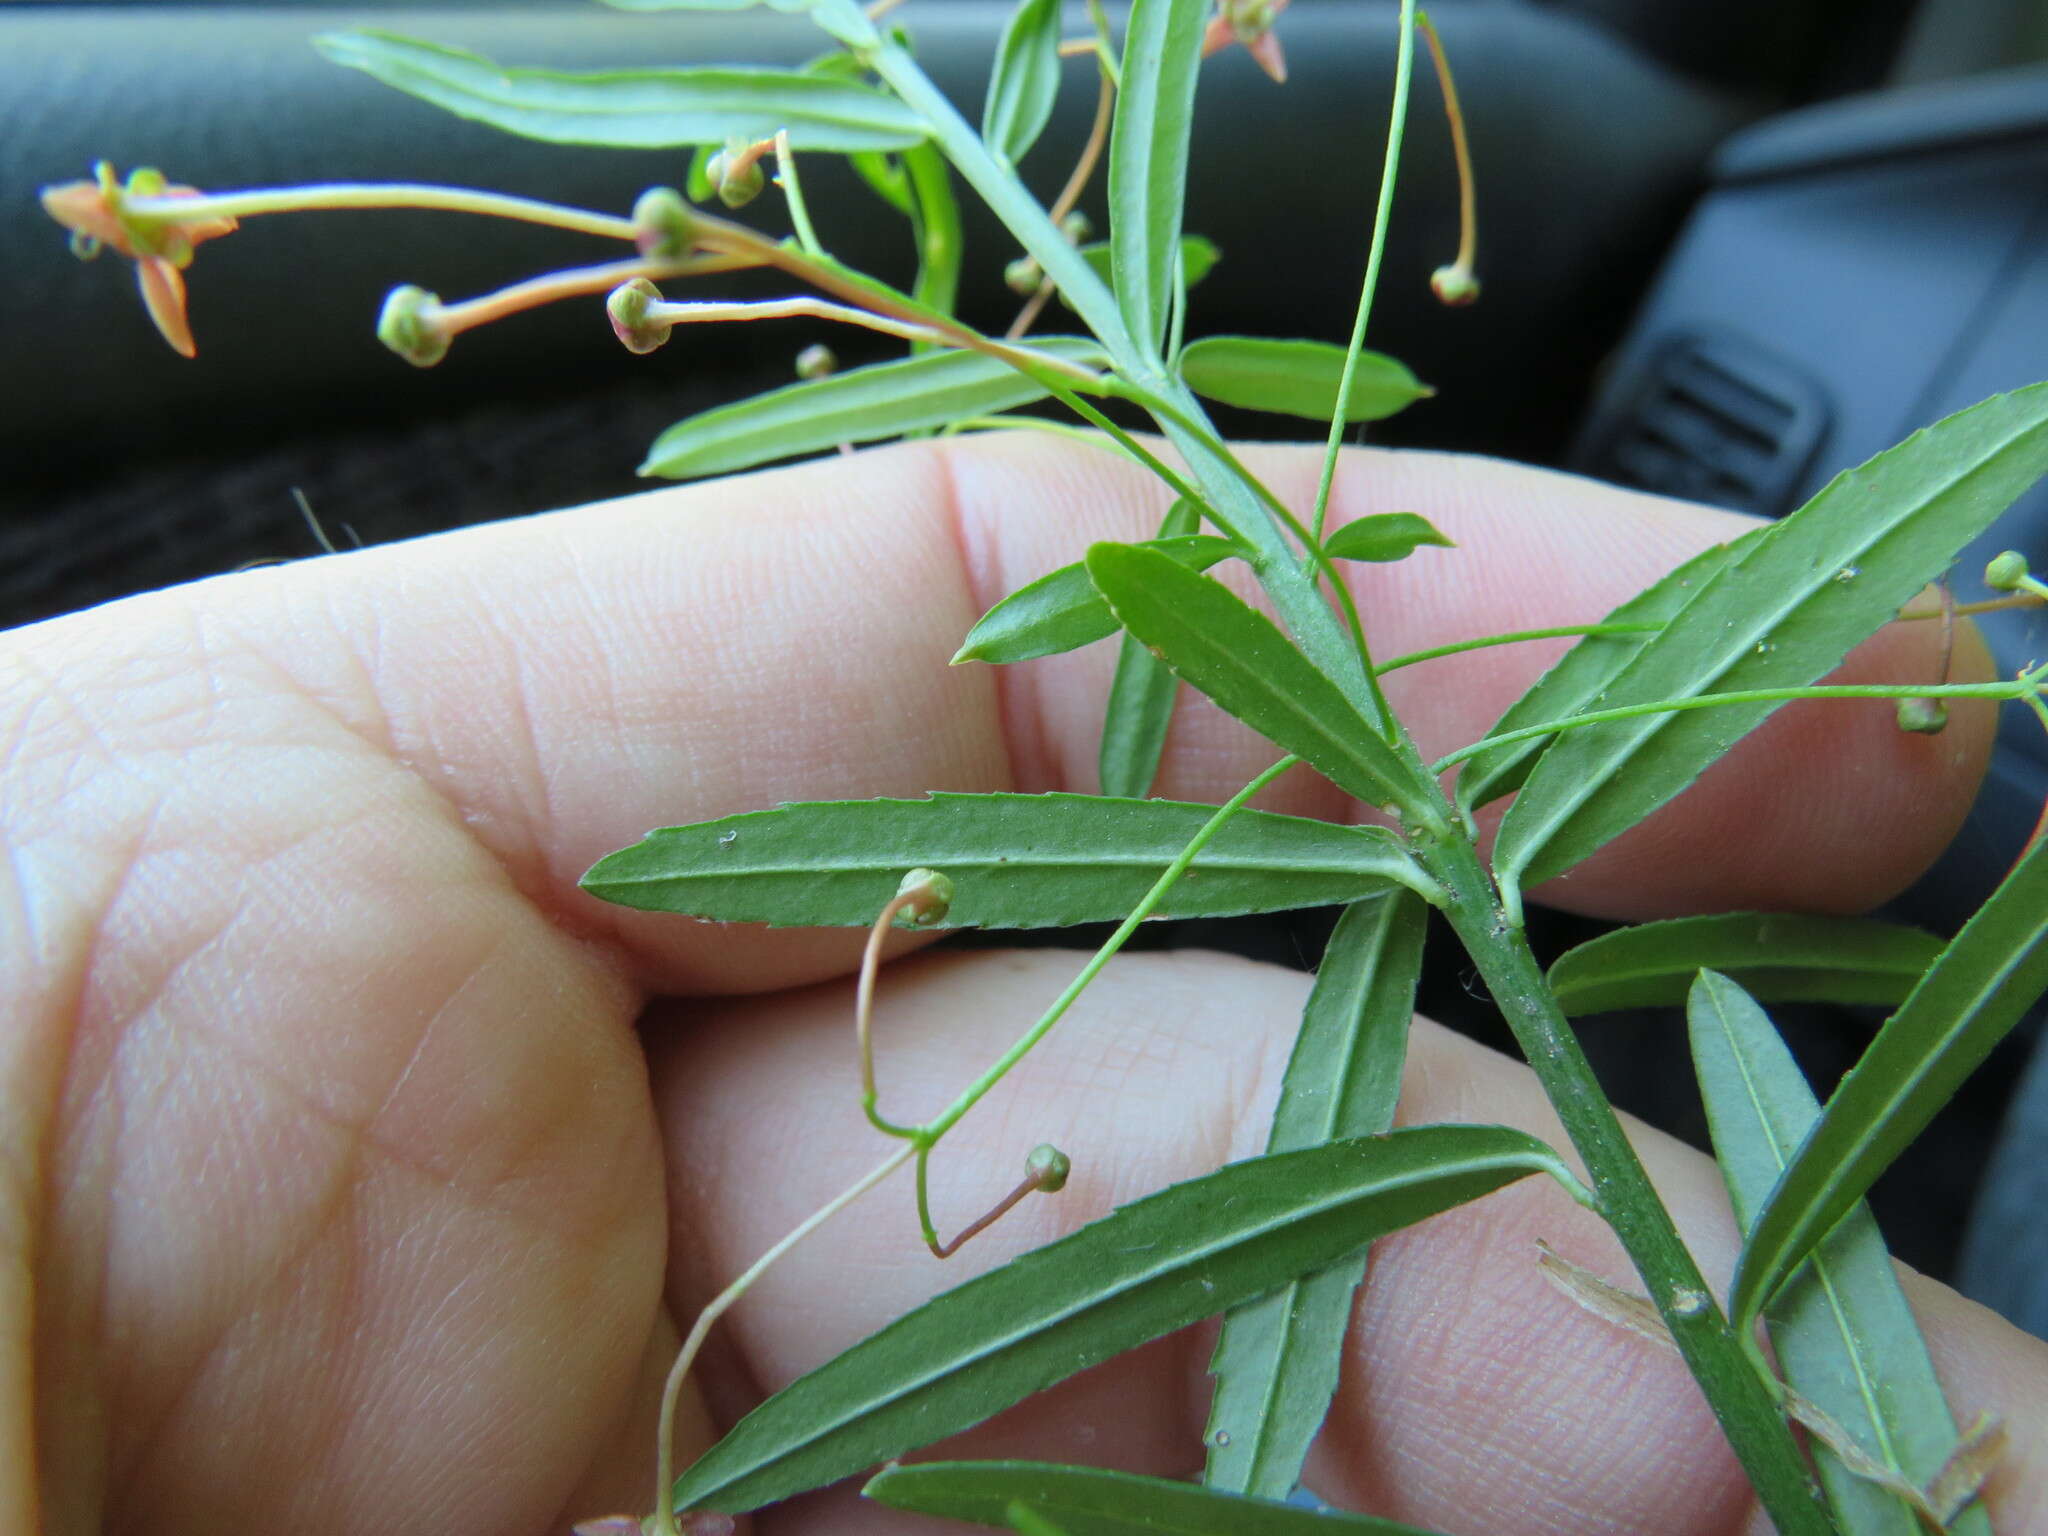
xmin=1506 ymin=425 xmax=2042 ymax=877
xmin=684 ymin=1147 xmax=1547 ymax=1500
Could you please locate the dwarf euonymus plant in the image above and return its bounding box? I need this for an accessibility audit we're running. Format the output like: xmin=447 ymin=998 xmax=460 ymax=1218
xmin=41 ymin=0 xmax=2048 ymax=1531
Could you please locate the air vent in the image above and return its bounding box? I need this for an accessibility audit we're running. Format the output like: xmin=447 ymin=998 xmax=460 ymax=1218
xmin=1575 ymin=330 xmax=1830 ymax=516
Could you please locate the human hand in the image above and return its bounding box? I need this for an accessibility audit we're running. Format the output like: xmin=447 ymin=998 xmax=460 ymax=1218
xmin=5 ymin=433 xmax=2036 ymax=1536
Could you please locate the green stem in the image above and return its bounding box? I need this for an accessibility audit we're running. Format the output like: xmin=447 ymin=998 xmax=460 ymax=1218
xmin=1432 ymin=673 xmax=2044 ymax=773
xmin=920 ymin=756 xmax=1300 ymax=1144
xmin=772 ymin=133 xmax=827 ymax=259
xmin=1309 ymin=0 xmax=1418 ymax=547
xmin=129 ymin=182 xmax=636 ymax=242
xmin=904 ymin=143 xmax=962 ymax=353
xmin=1416 ymin=837 xmax=1834 ymax=1536
xmin=1378 ymin=621 xmax=1663 ymax=673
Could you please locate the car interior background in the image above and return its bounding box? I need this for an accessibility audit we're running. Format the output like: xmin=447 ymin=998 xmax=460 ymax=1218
xmin=7 ymin=0 xmax=2047 ymax=1325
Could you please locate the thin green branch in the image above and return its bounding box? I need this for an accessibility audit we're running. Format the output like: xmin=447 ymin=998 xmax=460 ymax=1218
xmin=772 ymin=131 xmax=827 ymax=259
xmin=1309 ymin=0 xmax=1418 ymax=546
xmin=920 ymin=756 xmax=1301 ymax=1144
xmin=1379 ymin=621 xmax=1664 ymax=673
xmin=1432 ymin=672 xmax=2046 ymax=773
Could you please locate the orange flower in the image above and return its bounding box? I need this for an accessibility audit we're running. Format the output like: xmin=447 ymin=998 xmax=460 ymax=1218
xmin=40 ymin=162 xmax=238 ymax=358
xmin=1202 ymin=0 xmax=1289 ymax=84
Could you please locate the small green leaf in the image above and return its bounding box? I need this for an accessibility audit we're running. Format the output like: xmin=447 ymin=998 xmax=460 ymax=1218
xmin=1179 ymin=338 xmax=1431 ymax=424
xmin=1495 ymin=382 xmax=2048 ymax=891
xmin=847 ymin=148 xmax=914 ymax=214
xmin=582 ymin=792 xmax=1436 ymax=927
xmin=670 ymin=1127 xmax=1570 ymax=1514
xmin=1084 ymin=542 xmax=1432 ymax=822
xmin=639 ymin=339 xmax=1105 ymax=479
xmin=1206 ymin=892 xmax=1427 ymax=1498
xmin=1066 ymin=235 xmax=1221 ymax=304
xmin=1107 ymin=0 xmax=1208 ymax=354
xmin=955 ymin=537 xmax=1238 ymax=666
xmin=1548 ymin=914 xmax=1942 ymax=1016
xmin=868 ymin=1462 xmax=1445 ymax=1534
xmin=1453 ymin=536 xmax=1753 ymax=815
xmin=1689 ymin=972 xmax=1988 ymax=1536
xmin=314 ymin=30 xmax=923 ymax=151
xmin=1733 ymin=829 xmax=2048 ymax=1328
xmin=1098 ymin=501 xmax=1205 ymax=798
xmin=1323 ymin=513 xmax=1455 ymax=564
xmin=983 ymin=0 xmax=1063 ymax=166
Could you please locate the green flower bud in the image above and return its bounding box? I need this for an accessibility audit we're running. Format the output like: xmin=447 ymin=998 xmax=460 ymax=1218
xmin=1896 ymin=697 xmax=1949 ymax=735
xmin=706 ymin=148 xmax=765 ymax=210
xmin=1430 ymin=264 xmax=1481 ymax=307
xmin=1985 ymin=550 xmax=2030 ymax=592
xmin=376 ymin=285 xmax=449 ymax=368
xmin=795 ymin=342 xmax=837 ymax=381
xmin=607 ymin=277 xmax=672 ymax=355
xmin=631 ymin=186 xmax=697 ymax=260
xmin=1004 ymin=255 xmax=1043 ymax=296
xmin=893 ymin=867 xmax=953 ymax=926
xmin=1026 ymin=1143 xmax=1071 ymax=1193
xmin=1059 ymin=211 xmax=1093 ymax=243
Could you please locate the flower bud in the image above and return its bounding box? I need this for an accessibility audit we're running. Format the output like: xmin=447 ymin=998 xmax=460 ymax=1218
xmin=1985 ymin=550 xmax=2030 ymax=592
xmin=632 ymin=186 xmax=698 ymax=260
xmin=1059 ymin=211 xmax=1093 ymax=244
xmin=893 ymin=867 xmax=954 ymax=927
xmin=607 ymin=277 xmax=672 ymax=355
xmin=795 ymin=342 xmax=837 ymax=380
xmin=706 ymin=147 xmax=765 ymax=210
xmin=1026 ymin=1143 xmax=1071 ymax=1193
xmin=376 ymin=285 xmax=450 ymax=368
xmin=1430 ymin=264 xmax=1480 ymax=307
xmin=1896 ymin=697 xmax=1949 ymax=735
xmin=1004 ymin=255 xmax=1043 ymax=295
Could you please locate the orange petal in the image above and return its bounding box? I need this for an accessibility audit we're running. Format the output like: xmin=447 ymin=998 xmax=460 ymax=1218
xmin=40 ymin=181 xmax=134 ymax=256
xmin=1248 ymin=29 xmax=1288 ymax=83
xmin=136 ymin=257 xmax=198 ymax=358
xmin=1200 ymin=13 xmax=1234 ymax=56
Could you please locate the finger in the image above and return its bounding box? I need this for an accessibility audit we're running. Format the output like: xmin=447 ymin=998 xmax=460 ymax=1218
xmin=649 ymin=946 xmax=2047 ymax=1536
xmin=44 ymin=433 xmax=1990 ymax=994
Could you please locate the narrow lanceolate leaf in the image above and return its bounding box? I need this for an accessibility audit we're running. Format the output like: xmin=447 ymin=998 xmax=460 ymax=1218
xmin=582 ymin=792 xmax=1435 ymax=927
xmin=1453 ymin=536 xmax=1753 ymax=815
xmin=1179 ymin=338 xmax=1431 ymax=424
xmin=1323 ymin=513 xmax=1455 ymax=565
xmin=1067 ymin=235 xmax=1221 ymax=303
xmin=867 ymin=1462 xmax=1445 ymax=1534
xmin=1548 ymin=913 xmax=1942 ymax=1016
xmin=597 ymin=0 xmax=885 ymax=48
xmin=1206 ymin=892 xmax=1428 ymax=1498
xmin=1099 ymin=501 xmax=1206 ymax=799
xmin=983 ymin=0 xmax=1063 ymax=166
xmin=669 ymin=1128 xmax=1570 ymax=1514
xmin=639 ymin=339 xmax=1104 ymax=479
xmin=954 ymin=537 xmax=1238 ymax=665
xmin=1733 ymin=829 xmax=2048 ymax=1329
xmin=313 ymin=31 xmax=923 ymax=150
xmin=1084 ymin=542 xmax=1430 ymax=821
xmin=1107 ymin=0 xmax=1208 ymax=354
xmin=1689 ymin=972 xmax=1988 ymax=1536
xmin=1495 ymin=382 xmax=2048 ymax=891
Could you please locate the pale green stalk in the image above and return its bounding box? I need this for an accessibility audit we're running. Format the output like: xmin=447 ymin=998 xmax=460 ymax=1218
xmin=1433 ymin=672 xmax=2046 ymax=773
xmin=1307 ymin=0 xmax=1418 ymax=546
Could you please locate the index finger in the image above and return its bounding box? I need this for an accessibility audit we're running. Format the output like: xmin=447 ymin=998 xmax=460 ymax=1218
xmin=40 ymin=431 xmax=1992 ymax=992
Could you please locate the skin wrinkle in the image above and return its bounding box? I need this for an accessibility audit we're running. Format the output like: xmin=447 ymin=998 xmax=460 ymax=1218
xmin=929 ymin=438 xmax=1052 ymax=797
